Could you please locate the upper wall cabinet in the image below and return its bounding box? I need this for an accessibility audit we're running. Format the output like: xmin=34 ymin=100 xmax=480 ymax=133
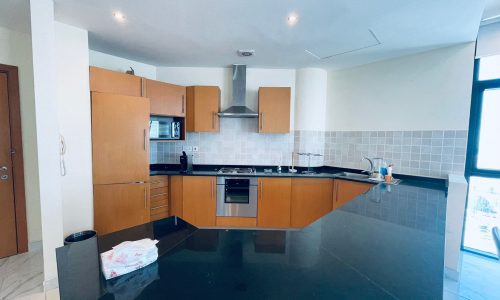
xmin=186 ymin=86 xmax=220 ymax=132
xmin=258 ymin=87 xmax=291 ymax=133
xmin=91 ymin=92 xmax=150 ymax=184
xmin=145 ymin=79 xmax=186 ymax=117
xmin=89 ymin=66 xmax=143 ymax=97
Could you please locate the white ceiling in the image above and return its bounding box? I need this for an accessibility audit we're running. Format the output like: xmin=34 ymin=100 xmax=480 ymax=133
xmin=0 ymin=0 xmax=490 ymax=70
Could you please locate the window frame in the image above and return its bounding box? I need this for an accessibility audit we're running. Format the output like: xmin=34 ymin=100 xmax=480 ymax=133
xmin=465 ymin=58 xmax=500 ymax=178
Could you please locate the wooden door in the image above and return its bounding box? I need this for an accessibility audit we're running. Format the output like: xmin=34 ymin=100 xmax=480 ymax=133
xmin=258 ymin=87 xmax=291 ymax=133
xmin=182 ymin=176 xmax=216 ymax=227
xmin=89 ymin=66 xmax=142 ymax=97
xmin=334 ymin=180 xmax=373 ymax=209
xmin=186 ymin=86 xmax=220 ymax=132
xmin=291 ymin=178 xmax=333 ymax=228
xmin=91 ymin=92 xmax=150 ymax=184
xmin=94 ymin=183 xmax=150 ymax=235
xmin=145 ymin=79 xmax=186 ymax=116
xmin=0 ymin=73 xmax=17 ymax=258
xmin=258 ymin=178 xmax=291 ymax=228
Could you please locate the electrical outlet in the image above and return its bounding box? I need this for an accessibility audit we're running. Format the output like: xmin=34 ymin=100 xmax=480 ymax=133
xmin=192 ymin=146 xmax=199 ymax=152
xmin=183 ymin=146 xmax=193 ymax=152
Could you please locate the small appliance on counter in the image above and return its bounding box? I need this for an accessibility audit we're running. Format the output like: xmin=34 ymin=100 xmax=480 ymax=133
xmin=179 ymin=151 xmax=193 ymax=173
xmin=149 ymin=115 xmax=181 ymax=140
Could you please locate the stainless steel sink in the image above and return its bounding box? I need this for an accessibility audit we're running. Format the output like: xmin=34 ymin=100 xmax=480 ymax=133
xmin=335 ymin=172 xmax=370 ymax=180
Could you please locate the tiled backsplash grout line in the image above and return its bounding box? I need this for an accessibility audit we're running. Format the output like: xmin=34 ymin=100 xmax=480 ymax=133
xmin=151 ymin=119 xmax=467 ymax=179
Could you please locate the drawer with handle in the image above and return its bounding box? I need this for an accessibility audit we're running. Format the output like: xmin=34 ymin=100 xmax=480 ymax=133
xmin=150 ymin=205 xmax=169 ymax=221
xmin=151 ymin=193 xmax=168 ymax=208
xmin=150 ymin=176 xmax=168 ymax=189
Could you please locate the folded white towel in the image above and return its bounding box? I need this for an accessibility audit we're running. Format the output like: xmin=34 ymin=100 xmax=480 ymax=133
xmin=100 ymin=238 xmax=159 ymax=280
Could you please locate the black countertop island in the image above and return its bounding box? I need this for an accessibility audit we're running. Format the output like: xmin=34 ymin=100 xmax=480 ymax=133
xmin=56 ymin=177 xmax=447 ymax=299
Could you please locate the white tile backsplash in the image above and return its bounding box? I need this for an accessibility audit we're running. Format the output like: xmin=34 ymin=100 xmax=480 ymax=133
xmin=151 ymin=122 xmax=468 ymax=179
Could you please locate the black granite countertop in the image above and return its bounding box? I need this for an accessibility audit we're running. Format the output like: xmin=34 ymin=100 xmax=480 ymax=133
xmin=150 ymin=163 xmax=447 ymax=189
xmin=56 ymin=175 xmax=447 ymax=299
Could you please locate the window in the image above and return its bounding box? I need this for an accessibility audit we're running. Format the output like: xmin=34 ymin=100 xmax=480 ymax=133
xmin=463 ymin=56 xmax=500 ymax=257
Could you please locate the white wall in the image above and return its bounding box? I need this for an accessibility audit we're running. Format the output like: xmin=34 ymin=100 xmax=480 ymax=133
xmin=55 ymin=22 xmax=93 ymax=237
xmin=156 ymin=67 xmax=296 ymax=130
xmin=326 ymin=42 xmax=476 ymax=131
xmin=89 ymin=50 xmax=157 ymax=79
xmin=295 ymin=68 xmax=327 ymax=131
xmin=30 ymin=0 xmax=64 ymax=286
xmin=0 ymin=26 xmax=42 ymax=243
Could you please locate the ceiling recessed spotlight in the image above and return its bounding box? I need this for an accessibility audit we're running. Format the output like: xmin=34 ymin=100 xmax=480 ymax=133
xmin=113 ymin=11 xmax=126 ymax=23
xmin=287 ymin=13 xmax=299 ymax=26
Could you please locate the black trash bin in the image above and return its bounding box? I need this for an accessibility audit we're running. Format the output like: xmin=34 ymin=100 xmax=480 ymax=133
xmin=64 ymin=230 xmax=97 ymax=245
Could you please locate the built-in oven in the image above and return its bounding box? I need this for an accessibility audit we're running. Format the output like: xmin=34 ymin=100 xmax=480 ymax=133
xmin=216 ymin=177 xmax=258 ymax=217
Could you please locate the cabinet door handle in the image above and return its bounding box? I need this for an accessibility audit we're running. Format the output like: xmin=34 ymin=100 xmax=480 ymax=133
xmin=143 ymin=129 xmax=147 ymax=150
xmin=211 ymin=178 xmax=214 ymax=199
xmin=182 ymin=95 xmax=185 ymax=114
xmin=144 ymin=188 xmax=148 ymax=209
xmin=212 ymin=112 xmax=216 ymax=129
xmin=260 ymin=182 xmax=263 ymax=200
xmin=335 ymin=182 xmax=339 ymax=202
xmin=141 ymin=78 xmax=145 ymax=97
xmin=260 ymin=112 xmax=264 ymax=130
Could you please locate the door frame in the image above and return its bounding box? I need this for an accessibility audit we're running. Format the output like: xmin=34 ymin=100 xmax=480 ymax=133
xmin=0 ymin=63 xmax=28 ymax=253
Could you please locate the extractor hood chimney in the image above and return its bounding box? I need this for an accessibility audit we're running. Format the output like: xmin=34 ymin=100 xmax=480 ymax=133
xmin=218 ymin=65 xmax=258 ymax=118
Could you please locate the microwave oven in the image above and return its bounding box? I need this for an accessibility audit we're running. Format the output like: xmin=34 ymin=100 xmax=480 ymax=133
xmin=150 ymin=116 xmax=181 ymax=140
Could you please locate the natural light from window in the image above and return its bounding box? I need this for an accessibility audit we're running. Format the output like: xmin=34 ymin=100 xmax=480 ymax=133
xmin=463 ymin=176 xmax=500 ymax=256
xmin=477 ymin=89 xmax=500 ymax=170
xmin=479 ymin=55 xmax=500 ymax=80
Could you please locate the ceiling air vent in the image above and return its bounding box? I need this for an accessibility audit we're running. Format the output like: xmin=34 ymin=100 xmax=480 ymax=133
xmin=237 ymin=49 xmax=255 ymax=57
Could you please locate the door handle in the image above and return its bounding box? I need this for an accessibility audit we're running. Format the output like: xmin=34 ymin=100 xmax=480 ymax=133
xmin=212 ymin=112 xmax=216 ymax=129
xmin=144 ymin=188 xmax=148 ymax=209
xmin=143 ymin=129 xmax=147 ymax=150
xmin=260 ymin=113 xmax=264 ymax=130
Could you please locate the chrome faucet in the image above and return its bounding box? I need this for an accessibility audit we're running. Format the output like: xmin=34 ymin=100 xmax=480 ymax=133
xmin=361 ymin=157 xmax=374 ymax=175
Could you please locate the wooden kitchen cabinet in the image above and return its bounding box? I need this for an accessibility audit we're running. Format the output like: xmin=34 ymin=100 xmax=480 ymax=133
xmin=93 ymin=183 xmax=150 ymax=235
xmin=182 ymin=176 xmax=216 ymax=227
xmin=169 ymin=176 xmax=183 ymax=218
xmin=186 ymin=86 xmax=220 ymax=132
xmin=258 ymin=87 xmax=291 ymax=133
xmin=145 ymin=79 xmax=186 ymax=117
xmin=89 ymin=66 xmax=143 ymax=97
xmin=150 ymin=176 xmax=169 ymax=221
xmin=91 ymin=92 xmax=150 ymax=185
xmin=291 ymin=178 xmax=333 ymax=228
xmin=333 ymin=180 xmax=373 ymax=209
xmin=258 ymin=178 xmax=292 ymax=228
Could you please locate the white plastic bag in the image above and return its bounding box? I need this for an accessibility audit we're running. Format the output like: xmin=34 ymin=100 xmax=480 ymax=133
xmin=100 ymin=238 xmax=159 ymax=280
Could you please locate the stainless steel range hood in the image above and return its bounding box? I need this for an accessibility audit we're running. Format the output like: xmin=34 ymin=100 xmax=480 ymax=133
xmin=218 ymin=65 xmax=258 ymax=118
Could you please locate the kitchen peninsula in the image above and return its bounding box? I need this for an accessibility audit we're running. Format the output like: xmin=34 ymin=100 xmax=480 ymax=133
xmin=56 ymin=173 xmax=446 ymax=299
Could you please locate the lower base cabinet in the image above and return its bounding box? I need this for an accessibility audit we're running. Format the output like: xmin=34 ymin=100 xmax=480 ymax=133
xmin=93 ymin=183 xmax=150 ymax=235
xmin=291 ymin=178 xmax=334 ymax=228
xmin=182 ymin=176 xmax=216 ymax=227
xmin=164 ymin=176 xmax=374 ymax=230
xmin=334 ymin=179 xmax=373 ymax=209
xmin=258 ymin=178 xmax=292 ymax=228
xmin=150 ymin=176 xmax=169 ymax=221
xmin=216 ymin=217 xmax=257 ymax=227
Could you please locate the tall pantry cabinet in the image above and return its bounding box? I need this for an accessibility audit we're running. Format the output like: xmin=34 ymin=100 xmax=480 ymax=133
xmin=90 ymin=67 xmax=151 ymax=235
